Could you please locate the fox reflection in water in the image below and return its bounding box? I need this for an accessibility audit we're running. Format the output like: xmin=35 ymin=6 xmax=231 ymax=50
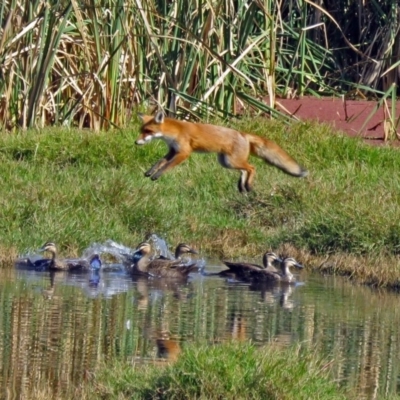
xmin=228 ymin=312 xmax=248 ymax=341
xmin=156 ymin=336 xmax=181 ymax=362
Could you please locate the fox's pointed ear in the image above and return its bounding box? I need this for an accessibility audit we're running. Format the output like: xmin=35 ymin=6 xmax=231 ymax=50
xmin=154 ymin=110 xmax=165 ymax=124
xmin=138 ymin=113 xmax=153 ymax=124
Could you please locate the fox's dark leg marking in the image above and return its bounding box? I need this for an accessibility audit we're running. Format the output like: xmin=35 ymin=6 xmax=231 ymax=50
xmin=218 ymin=153 xmax=254 ymax=193
xmin=151 ymin=151 xmax=190 ymax=180
xmin=238 ymin=170 xmax=252 ymax=192
xmin=145 ymin=148 xmax=177 ymax=177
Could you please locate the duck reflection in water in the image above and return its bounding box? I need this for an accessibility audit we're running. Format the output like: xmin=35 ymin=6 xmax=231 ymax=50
xmin=249 ymin=281 xmax=296 ymax=310
xmin=40 ymin=267 xmax=103 ymax=300
xmin=132 ymin=275 xmax=195 ymax=310
xmin=127 ymin=241 xmax=201 ymax=280
xmin=41 ymin=271 xmax=57 ymax=300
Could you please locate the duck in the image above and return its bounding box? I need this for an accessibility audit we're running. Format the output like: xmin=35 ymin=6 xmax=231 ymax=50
xmin=123 ymin=242 xmax=198 ymax=265
xmin=27 ymin=256 xmax=53 ymax=270
xmin=14 ymin=254 xmax=53 ymax=271
xmin=39 ymin=242 xmax=102 ymax=272
xmin=248 ymin=257 xmax=304 ymax=284
xmin=158 ymin=242 xmax=199 ymax=260
xmin=218 ymin=252 xmax=282 ymax=280
xmin=129 ymin=241 xmax=200 ymax=279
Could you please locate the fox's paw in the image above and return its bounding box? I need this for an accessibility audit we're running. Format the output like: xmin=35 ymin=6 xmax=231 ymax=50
xmin=299 ymin=167 xmax=308 ymax=178
xmin=237 ymin=179 xmax=252 ymax=193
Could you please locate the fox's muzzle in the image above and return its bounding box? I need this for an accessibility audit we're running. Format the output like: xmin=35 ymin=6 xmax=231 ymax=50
xmin=135 ymin=132 xmax=164 ymax=145
xmin=135 ymin=135 xmax=151 ymax=145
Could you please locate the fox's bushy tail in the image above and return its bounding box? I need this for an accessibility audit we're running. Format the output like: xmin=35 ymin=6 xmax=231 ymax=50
xmin=248 ymin=134 xmax=308 ymax=178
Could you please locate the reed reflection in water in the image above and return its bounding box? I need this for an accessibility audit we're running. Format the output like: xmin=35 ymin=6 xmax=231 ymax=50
xmin=1 ymin=262 xmax=400 ymax=399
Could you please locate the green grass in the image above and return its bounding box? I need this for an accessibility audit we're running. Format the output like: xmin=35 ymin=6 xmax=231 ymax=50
xmin=84 ymin=342 xmax=346 ymax=400
xmin=1 ymin=117 xmax=400 ymax=286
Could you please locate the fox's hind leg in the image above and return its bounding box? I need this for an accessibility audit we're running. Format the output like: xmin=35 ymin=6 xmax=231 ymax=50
xmin=238 ymin=166 xmax=256 ymax=192
xmin=238 ymin=169 xmax=255 ymax=193
xmin=218 ymin=154 xmax=255 ymax=193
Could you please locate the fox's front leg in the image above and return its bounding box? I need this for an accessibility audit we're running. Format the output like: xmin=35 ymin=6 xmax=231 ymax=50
xmin=145 ymin=148 xmax=177 ymax=178
xmin=150 ymin=151 xmax=190 ymax=180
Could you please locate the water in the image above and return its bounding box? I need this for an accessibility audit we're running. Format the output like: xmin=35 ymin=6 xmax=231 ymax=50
xmin=2 ymin=240 xmax=400 ymax=399
xmin=81 ymin=234 xmax=176 ymax=262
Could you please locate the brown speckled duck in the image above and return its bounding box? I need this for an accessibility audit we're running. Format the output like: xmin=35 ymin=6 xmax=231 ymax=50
xmin=219 ymin=252 xmax=282 ymax=280
xmin=122 ymin=242 xmax=198 ymax=266
xmin=129 ymin=242 xmax=199 ymax=279
xmin=248 ymin=257 xmax=303 ymax=284
xmin=159 ymin=243 xmax=199 ymax=260
xmin=39 ymin=242 xmax=101 ymax=272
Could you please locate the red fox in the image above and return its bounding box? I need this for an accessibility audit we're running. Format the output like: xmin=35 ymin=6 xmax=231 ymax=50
xmin=135 ymin=111 xmax=308 ymax=192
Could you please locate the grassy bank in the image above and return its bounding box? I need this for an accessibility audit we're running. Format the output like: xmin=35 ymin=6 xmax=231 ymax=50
xmin=31 ymin=342 xmax=347 ymax=400
xmin=1 ymin=117 xmax=400 ymax=286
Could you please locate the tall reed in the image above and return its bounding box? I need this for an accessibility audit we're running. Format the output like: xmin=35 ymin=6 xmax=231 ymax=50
xmin=0 ymin=0 xmax=398 ymax=130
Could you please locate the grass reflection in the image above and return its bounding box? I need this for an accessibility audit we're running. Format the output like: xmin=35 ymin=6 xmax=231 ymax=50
xmin=0 ymin=269 xmax=400 ymax=398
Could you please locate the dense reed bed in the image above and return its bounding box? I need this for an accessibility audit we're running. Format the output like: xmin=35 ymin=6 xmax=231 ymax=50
xmin=1 ymin=0 xmax=399 ymax=130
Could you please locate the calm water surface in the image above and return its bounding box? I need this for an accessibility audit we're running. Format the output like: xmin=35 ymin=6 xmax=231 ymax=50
xmin=1 ymin=257 xmax=400 ymax=399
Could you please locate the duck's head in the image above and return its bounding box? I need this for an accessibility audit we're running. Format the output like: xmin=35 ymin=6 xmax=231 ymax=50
xmin=281 ymin=257 xmax=303 ymax=271
xmin=262 ymin=252 xmax=282 ymax=267
xmin=175 ymin=243 xmax=198 ymax=258
xmin=134 ymin=242 xmax=152 ymax=256
xmin=39 ymin=242 xmax=57 ymax=255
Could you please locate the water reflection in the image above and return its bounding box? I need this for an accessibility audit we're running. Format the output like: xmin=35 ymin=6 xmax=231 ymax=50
xmin=249 ymin=282 xmax=298 ymax=310
xmin=2 ymin=259 xmax=400 ymax=399
xmin=156 ymin=337 xmax=181 ymax=362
